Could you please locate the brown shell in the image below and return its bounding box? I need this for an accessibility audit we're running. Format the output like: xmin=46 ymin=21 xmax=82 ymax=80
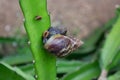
xmin=44 ymin=34 xmax=83 ymax=57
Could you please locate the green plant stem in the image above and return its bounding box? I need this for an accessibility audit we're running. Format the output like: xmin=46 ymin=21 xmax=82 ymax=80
xmin=19 ymin=0 xmax=56 ymax=80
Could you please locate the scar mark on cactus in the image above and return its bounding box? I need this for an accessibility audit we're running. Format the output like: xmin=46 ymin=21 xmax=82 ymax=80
xmin=35 ymin=16 xmax=42 ymax=20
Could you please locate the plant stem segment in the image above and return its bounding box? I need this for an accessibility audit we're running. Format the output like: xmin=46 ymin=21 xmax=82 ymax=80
xmin=19 ymin=0 xmax=56 ymax=80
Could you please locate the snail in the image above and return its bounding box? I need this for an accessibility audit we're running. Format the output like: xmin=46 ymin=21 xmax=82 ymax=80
xmin=42 ymin=27 xmax=83 ymax=57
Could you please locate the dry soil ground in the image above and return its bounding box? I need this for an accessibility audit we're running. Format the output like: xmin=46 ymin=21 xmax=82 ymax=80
xmin=0 ymin=0 xmax=120 ymax=38
xmin=0 ymin=0 xmax=120 ymax=55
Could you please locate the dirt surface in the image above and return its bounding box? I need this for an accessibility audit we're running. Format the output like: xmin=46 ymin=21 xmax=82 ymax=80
xmin=0 ymin=0 xmax=120 ymax=38
xmin=0 ymin=0 xmax=23 ymax=37
xmin=48 ymin=0 xmax=120 ymax=38
xmin=0 ymin=0 xmax=120 ymax=56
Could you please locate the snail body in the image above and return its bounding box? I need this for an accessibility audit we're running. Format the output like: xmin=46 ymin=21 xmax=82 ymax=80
xmin=43 ymin=27 xmax=83 ymax=57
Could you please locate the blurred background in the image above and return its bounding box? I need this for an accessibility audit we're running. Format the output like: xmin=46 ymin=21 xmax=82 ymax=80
xmin=1 ymin=0 xmax=120 ymax=37
xmin=0 ymin=0 xmax=120 ymax=79
xmin=0 ymin=0 xmax=120 ymax=56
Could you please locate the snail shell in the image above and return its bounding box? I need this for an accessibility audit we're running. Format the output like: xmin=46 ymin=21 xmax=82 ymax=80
xmin=44 ymin=34 xmax=83 ymax=57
